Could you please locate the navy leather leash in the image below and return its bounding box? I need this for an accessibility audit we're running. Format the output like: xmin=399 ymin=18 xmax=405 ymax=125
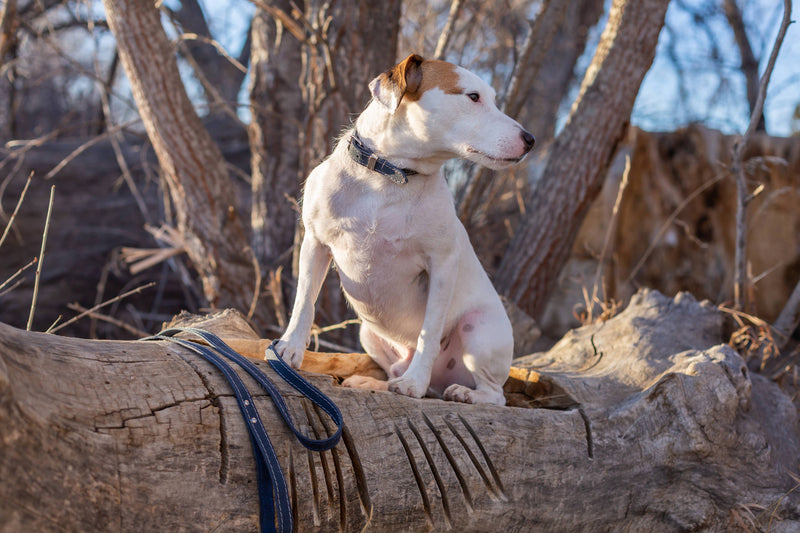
xmin=140 ymin=327 xmax=343 ymax=533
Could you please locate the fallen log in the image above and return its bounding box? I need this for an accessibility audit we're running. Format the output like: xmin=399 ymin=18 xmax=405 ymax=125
xmin=1 ymin=289 xmax=798 ymax=531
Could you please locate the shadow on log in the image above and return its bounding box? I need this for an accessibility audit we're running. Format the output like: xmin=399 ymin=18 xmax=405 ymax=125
xmin=1 ymin=289 xmax=799 ymax=531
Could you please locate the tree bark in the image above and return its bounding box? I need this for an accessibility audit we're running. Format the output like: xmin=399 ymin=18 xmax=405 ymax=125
xmin=248 ymin=3 xmax=304 ymax=267
xmin=247 ymin=0 xmax=402 ymax=338
xmin=495 ymin=0 xmax=670 ymax=319
xmin=0 ymin=0 xmax=17 ymax=70
xmin=1 ymin=290 xmax=798 ymax=531
xmin=101 ymin=0 xmax=259 ymax=320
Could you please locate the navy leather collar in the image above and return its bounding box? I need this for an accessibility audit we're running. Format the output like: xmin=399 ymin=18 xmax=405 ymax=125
xmin=347 ymin=133 xmax=418 ymax=185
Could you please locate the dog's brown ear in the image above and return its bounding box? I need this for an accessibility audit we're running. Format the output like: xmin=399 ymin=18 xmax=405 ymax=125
xmin=369 ymin=54 xmax=424 ymax=112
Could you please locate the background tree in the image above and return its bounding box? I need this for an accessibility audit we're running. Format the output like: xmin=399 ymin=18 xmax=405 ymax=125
xmin=102 ymin=0 xmax=261 ymax=322
xmin=0 ymin=0 xmax=798 ymax=347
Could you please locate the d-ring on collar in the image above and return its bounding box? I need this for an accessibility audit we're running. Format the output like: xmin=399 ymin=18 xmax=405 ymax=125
xmin=347 ymin=132 xmax=418 ymax=185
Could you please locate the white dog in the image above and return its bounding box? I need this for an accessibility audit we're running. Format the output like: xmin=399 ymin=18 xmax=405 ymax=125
xmin=273 ymin=54 xmax=534 ymax=405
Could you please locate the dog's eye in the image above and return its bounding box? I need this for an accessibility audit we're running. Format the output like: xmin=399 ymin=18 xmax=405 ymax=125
xmin=466 ymin=92 xmax=480 ymax=103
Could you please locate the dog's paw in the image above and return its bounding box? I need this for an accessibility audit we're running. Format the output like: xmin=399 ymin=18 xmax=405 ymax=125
xmin=342 ymin=375 xmax=389 ymax=391
xmin=269 ymin=338 xmax=306 ymax=369
xmin=443 ymin=384 xmax=476 ymax=404
xmin=388 ymin=374 xmax=427 ymax=399
xmin=443 ymin=384 xmax=506 ymax=405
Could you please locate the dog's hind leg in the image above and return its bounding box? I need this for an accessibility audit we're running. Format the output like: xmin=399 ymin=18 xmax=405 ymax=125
xmin=442 ymin=309 xmax=512 ymax=406
xmin=341 ymin=323 xmax=408 ymax=391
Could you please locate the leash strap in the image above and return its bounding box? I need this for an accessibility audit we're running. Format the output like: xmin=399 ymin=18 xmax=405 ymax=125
xmin=141 ymin=328 xmax=344 ymax=533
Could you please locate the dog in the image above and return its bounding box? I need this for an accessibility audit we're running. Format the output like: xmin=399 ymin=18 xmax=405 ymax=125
xmin=272 ymin=54 xmax=534 ymax=405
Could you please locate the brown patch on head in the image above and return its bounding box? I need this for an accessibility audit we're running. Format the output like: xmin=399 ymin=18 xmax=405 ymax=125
xmin=370 ymin=54 xmax=463 ymax=109
xmin=404 ymin=60 xmax=463 ymax=102
xmin=371 ymin=54 xmax=423 ymax=110
xmin=388 ymin=54 xmax=424 ymax=97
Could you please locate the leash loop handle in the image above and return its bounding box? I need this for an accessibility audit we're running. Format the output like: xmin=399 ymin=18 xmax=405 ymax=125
xmin=142 ymin=327 xmax=344 ymax=533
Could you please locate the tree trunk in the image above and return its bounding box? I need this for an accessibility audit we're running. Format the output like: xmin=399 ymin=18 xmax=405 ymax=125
xmin=101 ymin=0 xmax=259 ymax=320
xmin=495 ymin=0 xmax=670 ymax=319
xmin=516 ymin=0 xmax=605 ymax=145
xmin=248 ymin=3 xmax=305 ymax=268
xmin=1 ymin=290 xmax=798 ymax=532
xmin=247 ymin=0 xmax=403 ymax=338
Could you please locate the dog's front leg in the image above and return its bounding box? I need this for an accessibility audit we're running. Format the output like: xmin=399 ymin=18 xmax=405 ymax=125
xmin=388 ymin=254 xmax=459 ymax=399
xmin=272 ymin=230 xmax=332 ymax=368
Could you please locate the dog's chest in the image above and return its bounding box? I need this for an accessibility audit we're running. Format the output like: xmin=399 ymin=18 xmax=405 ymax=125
xmin=322 ymin=194 xmax=425 ymax=274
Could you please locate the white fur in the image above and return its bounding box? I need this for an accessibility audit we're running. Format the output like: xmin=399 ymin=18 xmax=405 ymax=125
xmin=273 ymin=58 xmax=533 ymax=405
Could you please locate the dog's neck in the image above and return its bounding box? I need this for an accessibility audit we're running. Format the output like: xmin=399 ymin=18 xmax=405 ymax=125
xmin=352 ymin=101 xmax=454 ymax=178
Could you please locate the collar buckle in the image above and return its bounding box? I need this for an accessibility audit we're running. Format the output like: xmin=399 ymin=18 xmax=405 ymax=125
xmin=347 ymin=132 xmax=417 ymax=185
xmin=366 ymin=153 xmax=379 ymax=171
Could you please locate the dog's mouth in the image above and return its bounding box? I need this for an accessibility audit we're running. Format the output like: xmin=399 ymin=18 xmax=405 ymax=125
xmin=465 ymin=147 xmax=524 ymax=165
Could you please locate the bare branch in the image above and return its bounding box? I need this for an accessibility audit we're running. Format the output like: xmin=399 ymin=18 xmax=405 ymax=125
xmin=732 ymin=0 xmax=793 ymax=310
xmin=27 ymin=185 xmax=55 ymax=331
xmin=0 ymin=171 xmax=32 ymax=251
xmin=63 ymin=303 xmax=150 ymax=337
xmin=42 ymin=118 xmax=141 ymax=180
xmin=176 ymin=33 xmax=248 ymax=74
xmin=49 ymin=282 xmax=157 ymax=334
xmin=774 ymin=279 xmax=800 ymax=345
xmin=433 ymin=0 xmax=464 ymax=60
xmin=724 ymin=0 xmax=764 ymax=130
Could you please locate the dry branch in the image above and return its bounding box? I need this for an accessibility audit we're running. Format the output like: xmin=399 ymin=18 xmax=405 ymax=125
xmin=49 ymin=282 xmax=156 ymax=334
xmin=26 ymin=185 xmax=54 ymax=331
xmin=64 ymin=303 xmax=149 ymax=338
xmin=0 ymin=171 xmax=31 ymax=251
xmin=732 ymin=0 xmax=793 ymax=311
xmin=774 ymin=279 xmax=800 ymax=346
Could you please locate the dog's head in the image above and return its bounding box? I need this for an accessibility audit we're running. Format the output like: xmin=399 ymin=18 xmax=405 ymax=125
xmin=368 ymin=54 xmax=534 ymax=170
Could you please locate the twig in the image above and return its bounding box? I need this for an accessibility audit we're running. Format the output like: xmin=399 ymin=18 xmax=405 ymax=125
xmin=773 ymin=278 xmax=800 ymax=347
xmin=96 ymin=58 xmax=150 ymax=223
xmin=0 ymin=279 xmax=23 ymax=297
xmin=49 ymin=282 xmax=156 ymax=334
xmin=45 ymin=315 xmax=62 ymax=333
xmin=176 ymin=33 xmax=248 ymax=73
xmin=0 ymin=256 xmax=36 ymax=293
xmin=169 ymin=26 xmax=244 ymax=126
xmin=42 ymin=118 xmax=141 ymax=180
xmin=732 ymin=0 xmax=792 ymax=311
xmin=310 ymin=318 xmax=361 ymax=352
xmin=27 ymin=185 xmax=55 ymax=331
xmin=589 ymin=155 xmax=630 ymax=318
xmin=64 ymin=303 xmax=149 ymax=337
xmin=246 ymin=246 xmax=262 ymax=320
xmin=718 ymin=305 xmax=770 ymax=329
xmin=268 ymin=266 xmax=287 ymax=328
xmin=0 ymin=171 xmax=32 ymax=251
xmin=627 ymin=171 xmax=726 ymax=284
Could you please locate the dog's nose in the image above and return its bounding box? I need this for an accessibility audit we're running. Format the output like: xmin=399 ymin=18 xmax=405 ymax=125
xmin=521 ymin=130 xmax=535 ymax=152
